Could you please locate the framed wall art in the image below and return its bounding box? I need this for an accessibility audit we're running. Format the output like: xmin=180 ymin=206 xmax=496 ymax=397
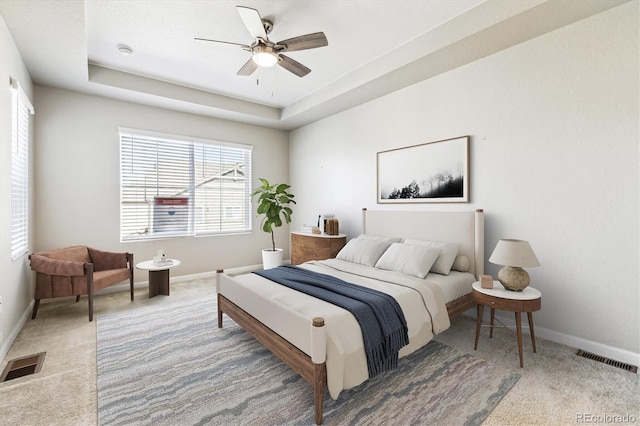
xmin=377 ymin=135 xmax=469 ymax=203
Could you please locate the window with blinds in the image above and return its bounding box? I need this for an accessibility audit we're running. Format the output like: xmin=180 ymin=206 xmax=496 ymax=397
xmin=119 ymin=128 xmax=252 ymax=241
xmin=11 ymin=79 xmax=34 ymax=260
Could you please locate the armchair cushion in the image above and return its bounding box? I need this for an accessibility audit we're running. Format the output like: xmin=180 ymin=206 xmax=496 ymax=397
xmin=88 ymin=247 xmax=128 ymax=271
xmin=94 ymin=269 xmax=131 ymax=291
xmin=30 ymin=254 xmax=86 ymax=276
xmin=44 ymin=245 xmax=91 ymax=263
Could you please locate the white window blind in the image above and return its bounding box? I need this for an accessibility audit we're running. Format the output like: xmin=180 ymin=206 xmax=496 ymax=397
xmin=10 ymin=79 xmax=34 ymax=260
xmin=119 ymin=128 xmax=252 ymax=241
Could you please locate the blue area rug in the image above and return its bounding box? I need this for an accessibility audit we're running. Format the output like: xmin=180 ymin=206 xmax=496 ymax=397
xmin=97 ymin=297 xmax=519 ymax=425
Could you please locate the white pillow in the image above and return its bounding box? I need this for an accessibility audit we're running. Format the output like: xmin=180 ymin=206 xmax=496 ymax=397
xmin=336 ymin=238 xmax=393 ymax=267
xmin=374 ymin=243 xmax=442 ymax=279
xmin=403 ymin=239 xmax=461 ymax=275
xmin=451 ymin=255 xmax=470 ymax=272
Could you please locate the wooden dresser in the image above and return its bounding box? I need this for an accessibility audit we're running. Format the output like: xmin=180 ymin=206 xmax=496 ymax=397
xmin=291 ymin=232 xmax=347 ymax=265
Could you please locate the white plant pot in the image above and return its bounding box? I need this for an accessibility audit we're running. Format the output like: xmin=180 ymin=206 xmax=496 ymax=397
xmin=261 ymin=248 xmax=283 ymax=270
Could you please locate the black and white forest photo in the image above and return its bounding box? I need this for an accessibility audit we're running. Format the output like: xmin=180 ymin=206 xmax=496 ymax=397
xmin=377 ymin=136 xmax=469 ymax=203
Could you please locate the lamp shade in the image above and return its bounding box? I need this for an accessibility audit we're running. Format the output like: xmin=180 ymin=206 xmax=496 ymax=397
xmin=489 ymin=239 xmax=540 ymax=267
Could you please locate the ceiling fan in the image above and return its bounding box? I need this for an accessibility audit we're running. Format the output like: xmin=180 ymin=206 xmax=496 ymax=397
xmin=195 ymin=6 xmax=328 ymax=78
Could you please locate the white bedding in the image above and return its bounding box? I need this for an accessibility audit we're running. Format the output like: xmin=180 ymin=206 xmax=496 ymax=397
xmin=219 ymin=259 xmax=476 ymax=399
xmin=425 ymin=270 xmax=476 ymax=303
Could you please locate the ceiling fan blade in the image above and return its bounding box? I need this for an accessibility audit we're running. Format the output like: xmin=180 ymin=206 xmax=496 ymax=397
xmin=278 ymin=54 xmax=311 ymax=78
xmin=194 ymin=38 xmax=250 ymax=50
xmin=237 ymin=6 xmax=266 ymax=40
xmin=277 ymin=32 xmax=328 ymax=52
xmin=237 ymin=58 xmax=258 ymax=76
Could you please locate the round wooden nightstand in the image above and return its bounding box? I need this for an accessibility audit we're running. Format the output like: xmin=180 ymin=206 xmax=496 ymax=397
xmin=472 ymin=281 xmax=541 ymax=368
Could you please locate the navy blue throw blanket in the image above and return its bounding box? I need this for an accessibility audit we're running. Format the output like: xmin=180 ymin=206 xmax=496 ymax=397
xmin=254 ymin=265 xmax=409 ymax=378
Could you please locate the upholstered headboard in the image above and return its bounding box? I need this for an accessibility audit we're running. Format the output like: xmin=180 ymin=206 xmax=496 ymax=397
xmin=362 ymin=209 xmax=484 ymax=278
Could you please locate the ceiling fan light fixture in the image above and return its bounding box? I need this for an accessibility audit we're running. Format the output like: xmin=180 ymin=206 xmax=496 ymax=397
xmin=197 ymin=6 xmax=326 ymax=77
xmin=252 ymin=45 xmax=278 ymax=67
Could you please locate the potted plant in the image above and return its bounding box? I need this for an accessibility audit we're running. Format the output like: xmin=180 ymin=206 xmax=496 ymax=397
xmin=251 ymin=178 xmax=296 ymax=269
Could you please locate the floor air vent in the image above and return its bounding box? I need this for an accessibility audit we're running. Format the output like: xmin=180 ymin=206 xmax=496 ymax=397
xmin=0 ymin=352 xmax=46 ymax=382
xmin=576 ymin=350 xmax=637 ymax=373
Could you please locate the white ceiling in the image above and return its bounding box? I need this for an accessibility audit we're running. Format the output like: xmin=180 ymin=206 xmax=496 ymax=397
xmin=0 ymin=0 xmax=629 ymax=130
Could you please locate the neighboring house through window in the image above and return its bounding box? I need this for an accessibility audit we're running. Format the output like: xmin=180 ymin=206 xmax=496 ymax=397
xmin=10 ymin=79 xmax=34 ymax=260
xmin=119 ymin=128 xmax=252 ymax=241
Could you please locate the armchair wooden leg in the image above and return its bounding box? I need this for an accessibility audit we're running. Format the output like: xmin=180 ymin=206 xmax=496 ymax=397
xmin=86 ymin=264 xmax=94 ymax=322
xmin=75 ymin=295 xmax=81 ymax=303
xmin=88 ymin=294 xmax=94 ymax=321
xmin=31 ymin=299 xmax=40 ymax=319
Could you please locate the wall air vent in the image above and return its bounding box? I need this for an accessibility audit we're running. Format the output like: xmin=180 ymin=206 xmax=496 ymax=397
xmin=576 ymin=350 xmax=637 ymax=373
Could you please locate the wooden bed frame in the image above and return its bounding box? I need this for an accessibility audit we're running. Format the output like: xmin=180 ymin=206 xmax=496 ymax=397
xmin=216 ymin=209 xmax=484 ymax=424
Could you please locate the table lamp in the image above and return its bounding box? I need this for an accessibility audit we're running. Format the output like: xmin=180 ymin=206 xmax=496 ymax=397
xmin=488 ymin=239 xmax=540 ymax=291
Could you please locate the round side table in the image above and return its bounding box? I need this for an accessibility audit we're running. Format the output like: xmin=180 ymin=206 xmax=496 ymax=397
xmin=136 ymin=259 xmax=181 ymax=298
xmin=472 ymin=281 xmax=541 ymax=368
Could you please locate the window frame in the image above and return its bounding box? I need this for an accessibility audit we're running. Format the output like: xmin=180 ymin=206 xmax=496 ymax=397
xmin=119 ymin=128 xmax=253 ymax=242
xmin=10 ymin=78 xmax=34 ymax=260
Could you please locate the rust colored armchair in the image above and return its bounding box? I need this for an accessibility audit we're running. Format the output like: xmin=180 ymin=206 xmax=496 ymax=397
xmin=29 ymin=246 xmax=134 ymax=321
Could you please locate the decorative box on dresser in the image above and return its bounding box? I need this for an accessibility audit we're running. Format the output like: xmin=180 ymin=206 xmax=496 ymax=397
xmin=291 ymin=232 xmax=347 ymax=265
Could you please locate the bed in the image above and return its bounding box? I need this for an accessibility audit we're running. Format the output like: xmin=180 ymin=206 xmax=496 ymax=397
xmin=216 ymin=208 xmax=484 ymax=424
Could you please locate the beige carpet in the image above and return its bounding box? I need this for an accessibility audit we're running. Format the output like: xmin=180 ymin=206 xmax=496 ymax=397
xmin=1 ymin=277 xmax=638 ymax=425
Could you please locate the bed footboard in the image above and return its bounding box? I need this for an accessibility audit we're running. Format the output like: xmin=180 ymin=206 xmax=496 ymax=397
xmin=217 ymin=293 xmax=328 ymax=425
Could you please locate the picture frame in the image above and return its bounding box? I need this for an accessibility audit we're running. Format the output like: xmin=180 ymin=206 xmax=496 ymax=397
xmin=377 ymin=135 xmax=469 ymax=203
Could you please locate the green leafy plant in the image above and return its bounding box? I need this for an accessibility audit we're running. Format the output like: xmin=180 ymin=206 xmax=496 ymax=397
xmin=251 ymin=178 xmax=296 ymax=251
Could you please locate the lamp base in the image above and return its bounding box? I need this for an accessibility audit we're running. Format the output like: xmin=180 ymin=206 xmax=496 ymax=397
xmin=498 ymin=266 xmax=530 ymax=291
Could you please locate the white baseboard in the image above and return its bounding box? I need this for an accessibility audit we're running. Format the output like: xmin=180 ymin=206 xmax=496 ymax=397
xmin=0 ymin=299 xmax=35 ymax=364
xmin=467 ymin=311 xmax=640 ymax=367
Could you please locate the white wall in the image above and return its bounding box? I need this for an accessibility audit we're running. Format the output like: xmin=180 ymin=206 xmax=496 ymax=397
xmin=290 ymin=2 xmax=639 ymax=362
xmin=0 ymin=16 xmax=35 ymax=360
xmin=34 ymin=86 xmax=290 ymax=278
